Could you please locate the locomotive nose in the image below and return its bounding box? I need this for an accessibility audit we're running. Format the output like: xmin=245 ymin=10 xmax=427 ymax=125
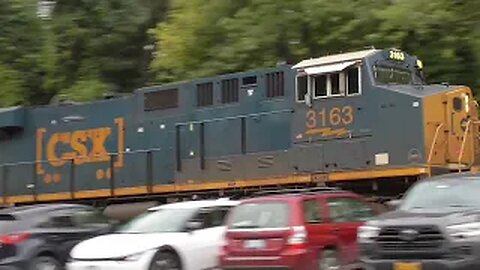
xmin=424 ymin=86 xmax=480 ymax=172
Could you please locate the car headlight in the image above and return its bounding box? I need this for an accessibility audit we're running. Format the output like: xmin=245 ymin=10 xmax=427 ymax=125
xmin=447 ymin=222 xmax=480 ymax=239
xmin=357 ymin=225 xmax=380 ymax=243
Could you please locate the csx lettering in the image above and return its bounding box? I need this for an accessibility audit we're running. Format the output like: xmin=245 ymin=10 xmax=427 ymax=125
xmin=46 ymin=127 xmax=111 ymax=167
xmin=306 ymin=106 xmax=354 ymax=129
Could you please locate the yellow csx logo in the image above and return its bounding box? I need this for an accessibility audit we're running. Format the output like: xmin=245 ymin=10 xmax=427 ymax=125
xmin=36 ymin=118 xmax=125 ymax=179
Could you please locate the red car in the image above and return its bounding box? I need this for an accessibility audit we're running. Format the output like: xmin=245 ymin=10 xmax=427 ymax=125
xmin=219 ymin=187 xmax=380 ymax=270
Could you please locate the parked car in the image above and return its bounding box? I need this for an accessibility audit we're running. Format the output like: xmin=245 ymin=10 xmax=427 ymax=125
xmin=0 ymin=203 xmax=115 ymax=270
xmin=358 ymin=172 xmax=480 ymax=270
xmin=219 ymin=187 xmax=379 ymax=270
xmin=67 ymin=198 xmax=240 ymax=270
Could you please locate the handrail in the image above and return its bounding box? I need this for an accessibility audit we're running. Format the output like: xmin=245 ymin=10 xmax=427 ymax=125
xmin=458 ymin=120 xmax=472 ymax=172
xmin=458 ymin=120 xmax=480 ymax=172
xmin=427 ymin=123 xmax=444 ymax=177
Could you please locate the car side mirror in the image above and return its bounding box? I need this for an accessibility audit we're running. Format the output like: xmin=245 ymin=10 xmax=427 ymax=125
xmin=185 ymin=221 xmax=203 ymax=232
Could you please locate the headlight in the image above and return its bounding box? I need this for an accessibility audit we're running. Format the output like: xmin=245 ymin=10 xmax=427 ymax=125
xmin=357 ymin=225 xmax=380 ymax=243
xmin=447 ymin=222 xmax=480 ymax=239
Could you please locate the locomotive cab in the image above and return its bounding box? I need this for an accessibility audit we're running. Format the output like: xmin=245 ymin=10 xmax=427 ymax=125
xmin=291 ymin=48 xmax=480 ymax=175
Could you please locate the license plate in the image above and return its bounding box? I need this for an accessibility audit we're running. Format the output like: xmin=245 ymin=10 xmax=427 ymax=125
xmin=244 ymin=239 xmax=266 ymax=249
xmin=394 ymin=262 xmax=422 ymax=270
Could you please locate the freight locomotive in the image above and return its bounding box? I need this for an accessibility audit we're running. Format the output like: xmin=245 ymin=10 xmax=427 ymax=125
xmin=0 ymin=48 xmax=478 ymax=205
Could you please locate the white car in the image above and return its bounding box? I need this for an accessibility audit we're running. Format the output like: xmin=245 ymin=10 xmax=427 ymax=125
xmin=66 ymin=199 xmax=239 ymax=270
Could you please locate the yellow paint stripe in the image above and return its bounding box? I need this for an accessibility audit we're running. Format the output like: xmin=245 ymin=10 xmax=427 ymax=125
xmin=329 ymin=167 xmax=428 ymax=181
xmin=3 ymin=167 xmax=429 ymax=203
xmin=6 ymin=195 xmax=35 ymax=204
xmin=74 ymin=189 xmax=111 ymax=199
xmin=36 ymin=192 xmax=72 ymax=201
xmin=152 ymin=175 xmax=312 ymax=193
xmin=115 ymin=186 xmax=148 ymax=196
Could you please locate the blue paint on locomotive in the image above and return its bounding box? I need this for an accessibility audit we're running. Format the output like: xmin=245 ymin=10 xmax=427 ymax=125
xmin=0 ymin=48 xmax=460 ymax=199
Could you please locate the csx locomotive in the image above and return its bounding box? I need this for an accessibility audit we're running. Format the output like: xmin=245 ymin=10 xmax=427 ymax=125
xmin=0 ymin=48 xmax=478 ymax=204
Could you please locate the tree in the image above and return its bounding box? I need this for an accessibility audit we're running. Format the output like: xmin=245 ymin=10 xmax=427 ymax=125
xmin=150 ymin=0 xmax=389 ymax=82
xmin=0 ymin=64 xmax=24 ymax=107
xmin=150 ymin=0 xmax=249 ymax=82
xmin=0 ymin=0 xmax=51 ymax=105
xmin=47 ymin=0 xmax=168 ymax=101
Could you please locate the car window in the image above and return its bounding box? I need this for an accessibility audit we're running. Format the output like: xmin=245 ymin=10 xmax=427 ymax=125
xmin=327 ymin=198 xmax=374 ymax=223
xmin=38 ymin=214 xmax=75 ymax=228
xmin=303 ymin=199 xmax=322 ymax=224
xmin=400 ymin=180 xmax=480 ymax=211
xmin=72 ymin=209 xmax=110 ymax=228
xmin=188 ymin=207 xmax=230 ymax=229
xmin=210 ymin=207 xmax=231 ymax=227
xmin=229 ymin=202 xmax=289 ymax=229
xmin=0 ymin=214 xmax=26 ymax=234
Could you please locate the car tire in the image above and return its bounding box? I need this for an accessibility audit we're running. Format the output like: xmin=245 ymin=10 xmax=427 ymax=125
xmin=28 ymin=256 xmax=62 ymax=270
xmin=149 ymin=250 xmax=182 ymax=270
xmin=318 ymin=249 xmax=341 ymax=270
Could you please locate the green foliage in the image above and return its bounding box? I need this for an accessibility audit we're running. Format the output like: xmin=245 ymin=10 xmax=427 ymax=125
xmin=0 ymin=64 xmax=24 ymax=107
xmin=49 ymin=0 xmax=163 ymax=93
xmin=150 ymin=0 xmax=480 ymax=95
xmin=61 ymin=76 xmax=109 ymax=102
xmin=0 ymin=0 xmax=50 ymax=105
xmin=1 ymin=0 xmax=480 ymax=106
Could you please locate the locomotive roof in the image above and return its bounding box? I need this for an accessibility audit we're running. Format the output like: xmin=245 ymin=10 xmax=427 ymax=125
xmin=384 ymin=84 xmax=463 ymax=98
xmin=292 ymin=48 xmax=379 ymax=69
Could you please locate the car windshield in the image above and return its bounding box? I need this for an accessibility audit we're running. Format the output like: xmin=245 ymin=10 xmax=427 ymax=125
xmin=399 ymin=180 xmax=480 ymax=211
xmin=117 ymin=208 xmax=196 ymax=233
xmin=228 ymin=202 xmax=289 ymax=229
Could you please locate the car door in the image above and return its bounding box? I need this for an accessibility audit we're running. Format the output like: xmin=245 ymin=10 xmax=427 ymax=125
xmin=302 ymin=197 xmax=338 ymax=268
xmin=184 ymin=206 xmax=232 ymax=270
xmin=326 ymin=197 xmax=375 ymax=265
xmin=37 ymin=210 xmax=84 ymax=261
xmin=40 ymin=207 xmax=112 ymax=261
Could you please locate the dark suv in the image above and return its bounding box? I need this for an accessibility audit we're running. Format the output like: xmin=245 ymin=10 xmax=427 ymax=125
xmin=0 ymin=203 xmax=115 ymax=270
xmin=359 ymin=173 xmax=480 ymax=270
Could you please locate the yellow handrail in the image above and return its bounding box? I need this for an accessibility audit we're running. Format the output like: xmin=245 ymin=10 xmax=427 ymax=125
xmin=458 ymin=120 xmax=472 ymax=172
xmin=427 ymin=123 xmax=444 ymax=177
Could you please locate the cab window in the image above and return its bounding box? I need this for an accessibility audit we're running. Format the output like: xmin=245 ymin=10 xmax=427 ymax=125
xmin=296 ymin=75 xmax=308 ymax=101
xmin=374 ymin=65 xmax=412 ymax=85
xmin=347 ymin=67 xmax=360 ymax=95
xmin=312 ymin=74 xmax=327 ymax=98
xmin=296 ymin=65 xmax=361 ymax=102
xmin=453 ymin=97 xmax=463 ymax=112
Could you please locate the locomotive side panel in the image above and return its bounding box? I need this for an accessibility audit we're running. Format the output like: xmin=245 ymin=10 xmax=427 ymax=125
xmin=171 ymin=66 xmax=294 ymax=185
xmin=0 ymin=97 xmax=134 ymax=202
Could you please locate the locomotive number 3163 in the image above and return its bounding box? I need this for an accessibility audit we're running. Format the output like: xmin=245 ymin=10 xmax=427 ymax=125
xmin=306 ymin=106 xmax=354 ymax=129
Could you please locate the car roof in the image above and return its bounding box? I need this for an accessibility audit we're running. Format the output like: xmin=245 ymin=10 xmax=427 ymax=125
xmin=148 ymin=199 xmax=239 ymax=211
xmin=420 ymin=172 xmax=480 ymax=183
xmin=430 ymin=172 xmax=480 ymax=181
xmin=0 ymin=203 xmax=91 ymax=218
xmin=240 ymin=190 xmax=357 ymax=203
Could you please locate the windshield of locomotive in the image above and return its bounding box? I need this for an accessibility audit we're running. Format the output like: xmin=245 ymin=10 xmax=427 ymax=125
xmin=373 ymin=65 xmax=425 ymax=85
xmin=373 ymin=52 xmax=426 ymax=86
